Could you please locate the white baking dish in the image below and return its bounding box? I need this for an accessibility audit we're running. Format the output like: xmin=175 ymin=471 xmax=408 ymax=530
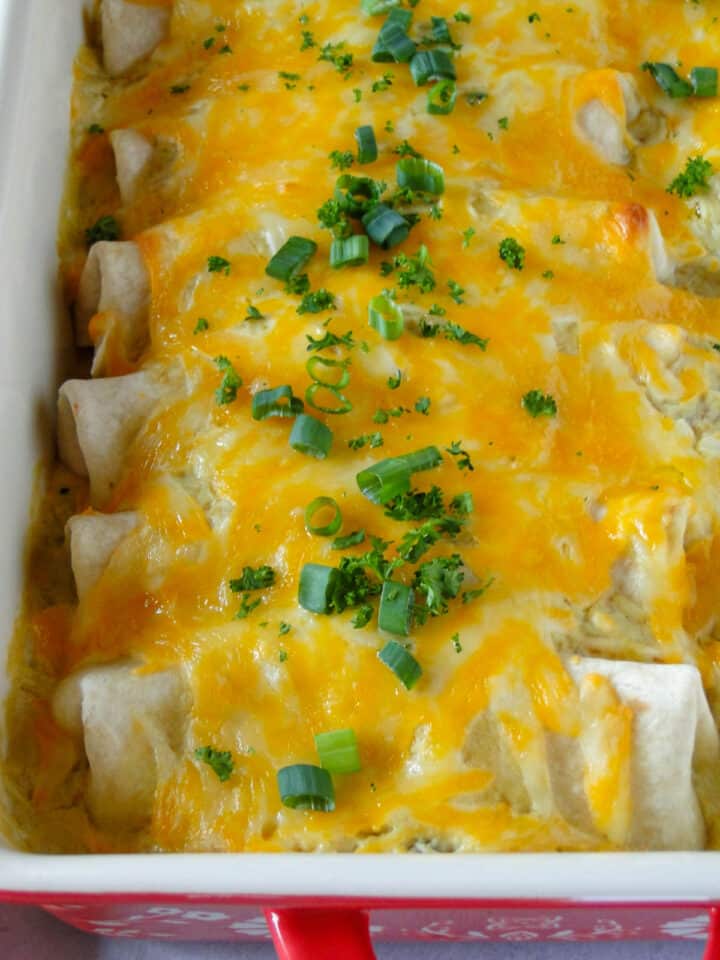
xmin=1 ymin=2 xmax=719 ymax=956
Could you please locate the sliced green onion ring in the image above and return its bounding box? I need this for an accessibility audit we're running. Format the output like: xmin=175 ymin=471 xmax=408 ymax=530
xmin=409 ymin=49 xmax=455 ymax=86
xmin=277 ymin=763 xmax=335 ymax=811
xmin=305 ymin=496 xmax=343 ymax=536
xmin=251 ymin=385 xmax=304 ymax=420
xmin=691 ymin=66 xmax=718 ymax=97
xmin=298 ymin=562 xmax=340 ymax=613
xmin=265 ymin=236 xmax=317 ymax=281
xmin=642 ymin=62 xmax=693 ymax=98
xmin=428 ymin=78 xmax=457 ymax=115
xmin=306 ymin=355 xmax=351 ymax=389
xmin=315 ymin=728 xmax=361 ymax=773
xmin=305 ymin=383 xmax=353 ymax=414
xmin=396 ymin=157 xmax=445 ymax=195
xmin=290 ymin=414 xmax=333 ymax=459
xmin=362 ymin=203 xmax=410 ymax=249
xmin=378 ymin=22 xmax=416 ymax=62
xmin=334 ymin=174 xmax=384 ymax=217
xmin=430 ymin=15 xmax=453 ymax=44
xmin=330 ymin=235 xmax=370 ymax=268
xmin=378 ymin=639 xmax=422 ymax=689
xmin=356 ymin=446 xmax=443 ymax=504
xmin=368 ymin=293 xmax=404 ymax=340
xmin=372 ymin=7 xmax=413 ymax=61
xmin=378 ymin=580 xmax=414 ymax=636
xmin=355 ymin=125 xmax=378 ymax=164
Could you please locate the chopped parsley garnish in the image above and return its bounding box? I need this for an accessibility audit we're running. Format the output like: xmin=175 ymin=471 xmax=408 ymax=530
xmin=372 ymin=72 xmax=394 ymax=92
xmin=229 ymin=566 xmax=276 ymax=591
xmin=203 ymin=36 xmax=216 ymax=49
xmin=329 ymin=149 xmax=354 ymax=170
xmin=542 ymin=269 xmax=554 ymax=280
xmin=384 ymin=485 xmax=449 ymax=522
xmin=551 ymin=234 xmax=565 ymax=244
xmin=193 ymin=317 xmax=209 ymax=334
xmin=394 ymin=139 xmax=423 ymax=159
xmin=452 ymin=632 xmax=462 ymax=653
xmin=85 ymin=215 xmax=120 ymax=246
xmin=306 ymin=330 xmax=356 ymax=352
xmin=300 ymin=29 xmax=316 ymax=50
xmin=348 ymin=432 xmax=384 ymax=450
xmin=498 ymin=237 xmax=525 ymax=270
xmin=279 ymin=621 xmax=292 ymax=635
xmin=245 ymin=303 xmax=265 ymax=321
xmin=170 ymin=83 xmax=191 ymax=94
xmin=447 ymin=279 xmax=465 ymax=303
xmin=195 ymin=746 xmax=234 ymax=782
xmin=444 ymin=322 xmax=487 ymax=349
xmin=462 ymin=227 xmax=476 ymax=248
xmin=454 ymin=10 xmax=472 ymax=21
xmin=415 ymin=396 xmax=431 ymax=415
xmin=279 ymin=649 xmax=289 ymax=662
xmin=498 ymin=116 xmax=509 ymax=129
xmin=219 ymin=44 xmax=232 ymax=54
xmin=387 ymin=370 xmax=403 ymax=389
xmin=87 ymin=123 xmax=105 ymax=134
xmin=208 ymin=255 xmax=231 ymax=275
xmin=235 ymin=596 xmax=261 ymax=619
xmin=297 ymin=289 xmax=336 ymax=314
xmin=386 ymin=245 xmax=436 ymax=291
xmin=413 ymin=553 xmax=464 ymax=619
xmin=667 ymin=155 xmax=714 ymax=198
xmin=462 ymin=576 xmax=495 ymax=604
xmin=317 ymin=198 xmax=351 ymax=238
xmin=352 ymin=604 xmax=374 ymax=628
xmin=319 ymin=41 xmax=353 ymax=75
xmin=522 ymin=389 xmax=557 ymax=417
xmin=279 ymin=71 xmax=301 ymax=89
xmin=445 ymin=440 xmax=474 ymax=471
xmin=213 ymin=356 xmax=242 ymax=405
xmin=285 ymin=273 xmax=311 ymax=295
xmin=332 ymin=529 xmax=366 ymax=549
xmin=528 ymin=11 xmax=541 ymax=22
xmin=465 ymin=91 xmax=488 ymax=105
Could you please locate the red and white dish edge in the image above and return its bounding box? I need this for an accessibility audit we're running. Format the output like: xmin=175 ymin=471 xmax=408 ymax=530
xmin=1 ymin=1 xmax=719 ymax=957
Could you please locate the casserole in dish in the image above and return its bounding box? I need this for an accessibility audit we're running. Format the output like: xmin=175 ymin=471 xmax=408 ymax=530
xmin=1 ymin=0 xmax=720 ymax=956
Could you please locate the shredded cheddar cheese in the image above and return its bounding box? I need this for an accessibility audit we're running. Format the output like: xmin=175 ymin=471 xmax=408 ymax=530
xmin=5 ymin=0 xmax=720 ymax=854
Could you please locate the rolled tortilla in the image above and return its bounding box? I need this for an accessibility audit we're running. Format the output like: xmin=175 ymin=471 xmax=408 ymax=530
xmin=110 ymin=129 xmax=154 ymax=206
xmin=76 ymin=241 xmax=150 ymax=372
xmin=101 ymin=0 xmax=171 ymax=77
xmin=57 ymin=371 xmax=159 ymax=506
xmin=66 ymin=511 xmax=139 ymax=599
xmin=53 ymin=661 xmax=189 ymax=829
xmin=558 ymin=658 xmax=719 ymax=850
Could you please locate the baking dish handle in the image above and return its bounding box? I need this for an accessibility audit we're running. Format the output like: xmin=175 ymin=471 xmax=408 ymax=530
xmin=706 ymin=907 xmax=720 ymax=960
xmin=265 ymin=908 xmax=376 ymax=959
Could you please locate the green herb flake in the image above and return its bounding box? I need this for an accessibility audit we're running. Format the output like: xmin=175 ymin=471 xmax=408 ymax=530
xmin=667 ymin=155 xmax=714 ymax=198
xmin=193 ymin=317 xmax=210 ymax=334
xmin=195 ymin=746 xmax=234 ymax=782
xmin=213 ymin=356 xmax=242 ymax=405
xmin=445 ymin=440 xmax=474 ymax=471
xmin=499 ymin=237 xmax=525 ymax=270
xmin=522 ymin=389 xmax=557 ymax=418
xmin=208 ymin=255 xmax=231 ymax=275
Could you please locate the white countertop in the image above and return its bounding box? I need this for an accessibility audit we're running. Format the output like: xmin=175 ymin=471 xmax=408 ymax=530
xmin=0 ymin=903 xmax=705 ymax=960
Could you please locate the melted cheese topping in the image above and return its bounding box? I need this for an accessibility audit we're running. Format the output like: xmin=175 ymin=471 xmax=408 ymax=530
xmin=7 ymin=0 xmax=720 ymax=853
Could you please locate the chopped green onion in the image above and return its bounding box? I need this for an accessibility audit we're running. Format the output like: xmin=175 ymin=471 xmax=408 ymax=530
xmin=378 ymin=580 xmax=414 ymax=635
xmin=691 ymin=66 xmax=718 ymax=97
xmin=266 ymin=236 xmax=317 ymax=281
xmin=378 ymin=639 xmax=422 ymax=689
xmin=305 ymin=383 xmax=353 ymax=414
xmin=355 ymin=125 xmax=378 ymax=164
xmin=330 ymin=235 xmax=370 ymax=268
xmin=409 ymin=49 xmax=455 ymax=86
xmin=277 ymin=763 xmax=335 ymax=811
xmin=376 ymin=22 xmax=416 ymax=62
xmin=427 ymin=79 xmax=457 ymax=114
xmin=290 ymin=414 xmax=333 ymax=458
xmin=305 ymin=496 xmax=343 ymax=536
xmin=430 ymin=16 xmax=453 ymax=44
xmin=298 ymin=563 xmax=341 ymax=613
xmin=306 ymin=356 xmax=351 ymax=389
xmin=252 ymin=385 xmax=303 ymax=420
xmin=396 ymin=157 xmax=445 ymax=195
xmin=356 ymin=446 xmax=443 ymax=504
xmin=315 ymin=728 xmax=361 ymax=773
xmin=334 ymin=174 xmax=385 ymax=217
xmin=362 ymin=203 xmax=410 ymax=249
xmin=641 ymin=62 xmax=692 ymax=98
xmin=362 ymin=0 xmax=401 ymax=15
xmin=372 ymin=7 xmax=413 ymax=61
xmin=368 ymin=293 xmax=404 ymax=340
xmin=332 ymin=529 xmax=366 ymax=549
